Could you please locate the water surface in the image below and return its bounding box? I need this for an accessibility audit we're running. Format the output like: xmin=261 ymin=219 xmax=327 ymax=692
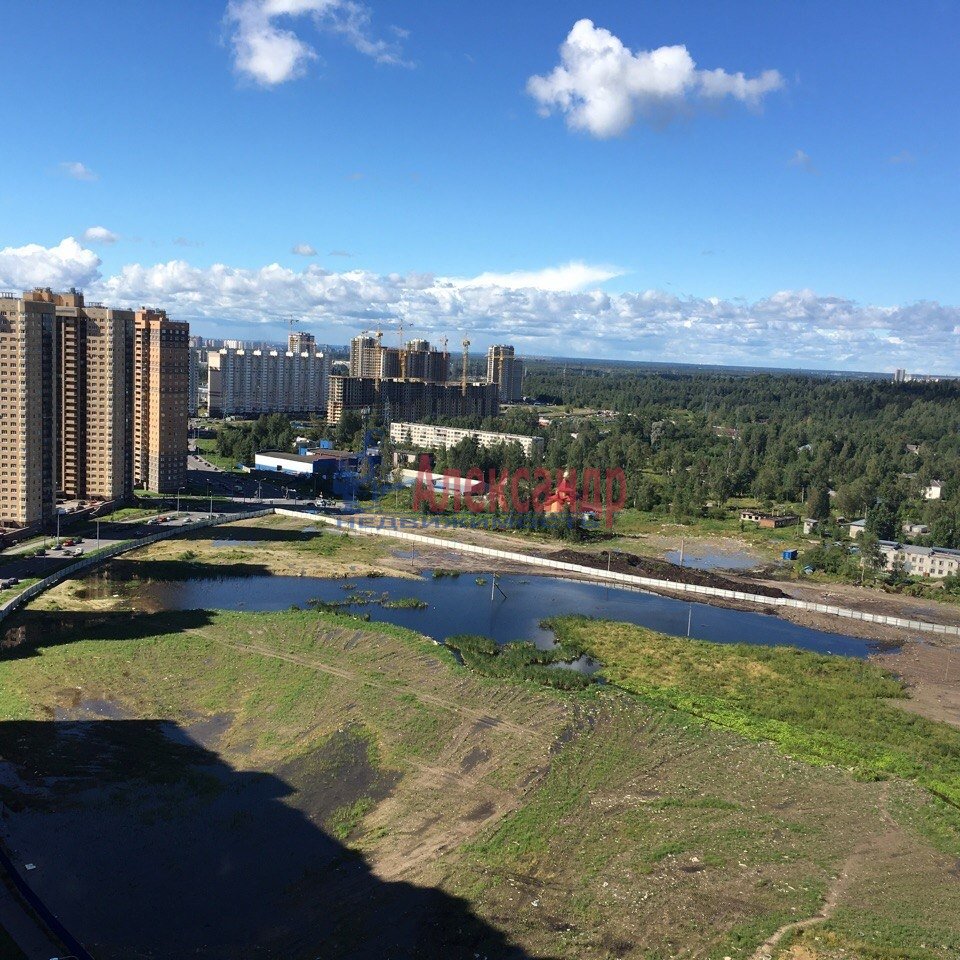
xmin=114 ymin=571 xmax=875 ymax=658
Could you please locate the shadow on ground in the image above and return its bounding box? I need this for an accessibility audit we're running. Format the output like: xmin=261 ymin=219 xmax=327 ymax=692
xmin=0 ymin=718 xmax=550 ymax=959
xmin=0 ymin=610 xmax=218 ymax=661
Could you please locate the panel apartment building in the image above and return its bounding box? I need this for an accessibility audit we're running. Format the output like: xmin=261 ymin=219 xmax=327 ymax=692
xmin=389 ymin=421 xmax=544 ymax=459
xmin=0 ymin=288 xmax=188 ymax=530
xmin=328 ymin=376 xmax=499 ymax=424
xmin=206 ymin=343 xmax=331 ymax=418
xmin=486 ymin=344 xmax=524 ymax=403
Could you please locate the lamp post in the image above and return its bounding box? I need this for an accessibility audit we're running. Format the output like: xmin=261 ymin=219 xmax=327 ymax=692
xmin=207 ymin=481 xmax=213 ymax=518
xmin=176 ymin=486 xmax=185 ymax=517
xmin=96 ymin=518 xmax=101 ymax=552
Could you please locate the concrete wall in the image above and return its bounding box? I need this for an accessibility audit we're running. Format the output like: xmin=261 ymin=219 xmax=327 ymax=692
xmin=279 ymin=511 xmax=960 ymax=639
xmin=4 ymin=506 xmax=958 ymax=640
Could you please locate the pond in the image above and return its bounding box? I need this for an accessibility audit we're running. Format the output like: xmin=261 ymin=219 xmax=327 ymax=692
xmin=663 ymin=547 xmax=763 ymax=571
xmin=70 ymin=569 xmax=874 ymax=658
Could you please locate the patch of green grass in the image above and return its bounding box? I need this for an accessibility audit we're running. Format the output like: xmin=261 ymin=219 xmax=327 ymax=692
xmin=444 ymin=634 xmax=595 ymax=691
xmin=548 ymin=615 xmax=960 ymax=808
xmin=381 ymin=596 xmax=428 ymax=609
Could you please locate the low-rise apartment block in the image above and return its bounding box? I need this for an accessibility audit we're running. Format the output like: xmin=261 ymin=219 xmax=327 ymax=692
xmin=389 ymin=421 xmax=544 ymax=458
xmin=879 ymin=541 xmax=960 ymax=579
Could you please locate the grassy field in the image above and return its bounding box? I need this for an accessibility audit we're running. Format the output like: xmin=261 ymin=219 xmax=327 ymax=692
xmin=550 ymin=615 xmax=960 ymax=808
xmin=3 ymin=584 xmax=960 ymax=956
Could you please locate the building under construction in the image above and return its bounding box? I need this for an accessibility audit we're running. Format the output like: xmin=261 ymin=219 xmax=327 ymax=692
xmin=329 ymin=332 xmax=498 ymax=423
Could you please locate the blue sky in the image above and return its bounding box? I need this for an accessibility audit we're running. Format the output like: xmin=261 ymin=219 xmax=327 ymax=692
xmin=1 ymin=1 xmax=958 ymax=372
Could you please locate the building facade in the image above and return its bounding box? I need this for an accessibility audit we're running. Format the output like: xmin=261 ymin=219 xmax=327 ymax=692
xmin=348 ymin=334 xmax=449 ymax=382
xmin=486 ymin=344 xmax=524 ymax=402
xmin=327 ymin=376 xmax=498 ymax=424
xmin=389 ymin=421 xmax=544 ymax=458
xmin=0 ymin=292 xmax=58 ymax=527
xmin=52 ymin=291 xmax=136 ymax=502
xmin=0 ymin=289 xmax=187 ymax=528
xmin=879 ymin=541 xmax=960 ymax=579
xmin=134 ymin=308 xmax=190 ymax=494
xmin=207 ymin=347 xmax=331 ymax=417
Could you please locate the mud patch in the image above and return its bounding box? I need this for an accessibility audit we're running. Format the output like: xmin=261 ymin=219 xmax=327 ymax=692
xmin=460 ymin=745 xmax=490 ymax=775
xmin=274 ymin=724 xmax=399 ymax=828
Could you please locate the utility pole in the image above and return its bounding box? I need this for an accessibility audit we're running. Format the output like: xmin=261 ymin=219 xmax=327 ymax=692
xmin=678 ymin=537 xmax=685 ymax=568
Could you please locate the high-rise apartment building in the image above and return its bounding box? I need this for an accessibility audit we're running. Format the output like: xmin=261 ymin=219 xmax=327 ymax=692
xmin=327 ymin=376 xmax=498 ymax=424
xmin=52 ymin=290 xmax=136 ymax=501
xmin=1 ymin=289 xmax=187 ymax=529
xmin=486 ymin=344 xmax=524 ymax=402
xmin=0 ymin=291 xmax=58 ymax=528
xmin=288 ymin=330 xmax=315 ymax=353
xmin=133 ymin=308 xmax=190 ymax=494
xmin=207 ymin=346 xmax=330 ymax=417
xmin=348 ymin=334 xmax=449 ymax=382
xmin=349 ymin=335 xmax=384 ymax=378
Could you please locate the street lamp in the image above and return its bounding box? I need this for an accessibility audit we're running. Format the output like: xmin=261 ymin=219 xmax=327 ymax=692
xmin=176 ymin=486 xmax=186 ymax=517
xmin=207 ymin=481 xmax=213 ymax=518
xmin=96 ymin=518 xmax=101 ymax=552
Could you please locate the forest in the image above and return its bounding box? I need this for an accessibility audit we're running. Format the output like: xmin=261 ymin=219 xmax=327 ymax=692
xmin=422 ymin=369 xmax=960 ymax=548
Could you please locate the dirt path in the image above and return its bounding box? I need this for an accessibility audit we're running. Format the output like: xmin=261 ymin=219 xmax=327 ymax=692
xmin=200 ymin=627 xmax=551 ymax=742
xmin=748 ymin=785 xmax=899 ymax=960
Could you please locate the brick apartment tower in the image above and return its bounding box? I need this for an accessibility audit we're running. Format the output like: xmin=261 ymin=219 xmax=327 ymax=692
xmin=54 ymin=290 xmax=136 ymax=501
xmin=0 ymin=291 xmax=58 ymax=528
xmin=133 ymin=308 xmax=189 ymax=493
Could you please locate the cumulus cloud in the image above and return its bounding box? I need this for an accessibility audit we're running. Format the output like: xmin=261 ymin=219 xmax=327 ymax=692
xmin=457 ymin=262 xmax=624 ymax=293
xmin=291 ymin=242 xmax=318 ymax=256
xmin=0 ymin=238 xmax=102 ymax=290
xmin=2 ymin=237 xmax=957 ymax=373
xmin=527 ymin=19 xmax=783 ymax=138
xmin=59 ymin=161 xmax=98 ymax=181
xmin=82 ymin=226 xmax=119 ymax=245
xmin=225 ymin=0 xmax=407 ymax=86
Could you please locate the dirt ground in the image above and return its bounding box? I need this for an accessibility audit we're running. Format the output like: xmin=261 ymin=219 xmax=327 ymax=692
xmin=873 ymin=641 xmax=960 ymax=729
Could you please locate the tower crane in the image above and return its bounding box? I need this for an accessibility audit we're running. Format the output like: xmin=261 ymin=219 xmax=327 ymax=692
xmin=461 ymin=337 xmax=471 ymax=396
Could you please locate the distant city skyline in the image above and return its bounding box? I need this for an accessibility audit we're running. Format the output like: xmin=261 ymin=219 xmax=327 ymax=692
xmin=1 ymin=2 xmax=959 ymax=373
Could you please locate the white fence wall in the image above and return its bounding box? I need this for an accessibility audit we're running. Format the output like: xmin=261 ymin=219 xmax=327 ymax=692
xmin=280 ymin=511 xmax=960 ymax=639
xmin=3 ymin=507 xmax=957 ymax=639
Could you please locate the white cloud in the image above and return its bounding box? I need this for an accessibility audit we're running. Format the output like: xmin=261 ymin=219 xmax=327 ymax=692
xmin=291 ymin=243 xmax=318 ymax=256
xmin=789 ymin=149 xmax=818 ymax=174
xmin=889 ymin=149 xmax=915 ymax=165
xmin=527 ymin=19 xmax=784 ymax=138
xmin=59 ymin=161 xmax=98 ymax=181
xmin=225 ymin=0 xmax=407 ymax=86
xmin=0 ymin=238 xmax=102 ymax=290
xmin=456 ymin=262 xmax=624 ymax=292
xmin=82 ymin=226 xmax=119 ymax=245
xmin=173 ymin=236 xmax=203 ymax=248
xmin=2 ymin=237 xmax=957 ymax=374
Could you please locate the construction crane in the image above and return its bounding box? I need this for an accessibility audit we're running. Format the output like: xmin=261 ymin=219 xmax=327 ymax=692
xmin=285 ymin=316 xmax=300 ymax=350
xmin=398 ymin=320 xmax=414 ymax=378
xmin=461 ymin=337 xmax=471 ymax=395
